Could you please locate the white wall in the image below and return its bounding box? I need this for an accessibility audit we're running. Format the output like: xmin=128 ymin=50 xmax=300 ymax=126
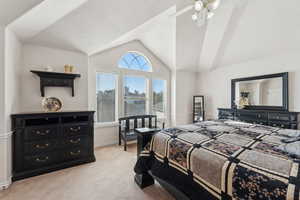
xmin=90 ymin=40 xmax=171 ymax=146
xmin=0 ymin=28 xmax=23 ymax=189
xmin=21 ymin=44 xmax=89 ymax=112
xmin=4 ymin=29 xmax=22 ymax=132
xmin=174 ymin=70 xmax=198 ymax=125
xmin=197 ymin=51 xmax=300 ymax=119
xmin=0 ymin=26 xmax=4 ymax=134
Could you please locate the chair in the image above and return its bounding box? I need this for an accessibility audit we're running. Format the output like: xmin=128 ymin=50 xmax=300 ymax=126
xmin=119 ymin=115 xmax=157 ymax=151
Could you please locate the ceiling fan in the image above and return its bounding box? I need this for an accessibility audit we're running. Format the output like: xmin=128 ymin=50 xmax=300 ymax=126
xmin=176 ymin=0 xmax=221 ymax=26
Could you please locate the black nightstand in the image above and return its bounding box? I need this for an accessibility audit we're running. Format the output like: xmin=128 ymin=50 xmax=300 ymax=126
xmin=135 ymin=127 xmax=160 ymax=189
xmin=135 ymin=128 xmax=161 ymax=158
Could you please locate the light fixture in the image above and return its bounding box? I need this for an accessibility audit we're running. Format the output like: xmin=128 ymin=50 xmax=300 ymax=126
xmin=192 ymin=0 xmax=220 ymax=26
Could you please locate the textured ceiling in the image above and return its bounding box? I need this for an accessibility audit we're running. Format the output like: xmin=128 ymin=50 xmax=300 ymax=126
xmin=26 ymin=0 xmax=179 ymax=54
xmin=218 ymin=0 xmax=300 ymax=67
xmin=0 ymin=0 xmax=44 ymax=26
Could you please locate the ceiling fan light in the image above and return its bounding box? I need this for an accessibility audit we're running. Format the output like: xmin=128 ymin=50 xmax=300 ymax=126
xmin=207 ymin=11 xmax=215 ymax=19
xmin=192 ymin=13 xmax=198 ymax=21
xmin=207 ymin=0 xmax=220 ymax=10
xmin=194 ymin=1 xmax=204 ymax=12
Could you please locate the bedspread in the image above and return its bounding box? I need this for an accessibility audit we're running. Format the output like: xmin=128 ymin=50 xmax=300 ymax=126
xmin=135 ymin=120 xmax=300 ymax=200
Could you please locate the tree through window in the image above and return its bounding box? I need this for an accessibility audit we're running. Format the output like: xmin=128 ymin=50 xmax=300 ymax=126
xmin=118 ymin=52 xmax=152 ymax=72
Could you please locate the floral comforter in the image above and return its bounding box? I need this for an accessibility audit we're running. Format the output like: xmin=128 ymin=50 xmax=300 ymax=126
xmin=135 ymin=120 xmax=300 ymax=200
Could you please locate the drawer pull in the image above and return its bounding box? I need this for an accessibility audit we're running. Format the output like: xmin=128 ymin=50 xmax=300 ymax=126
xmin=35 ymin=143 xmax=50 ymax=149
xmin=70 ymin=139 xmax=81 ymax=144
xmin=70 ymin=150 xmax=81 ymax=156
xmin=35 ymin=130 xmax=50 ymax=136
xmin=70 ymin=127 xmax=81 ymax=132
xmin=281 ymin=125 xmax=285 ymax=128
xmin=35 ymin=156 xmax=49 ymax=162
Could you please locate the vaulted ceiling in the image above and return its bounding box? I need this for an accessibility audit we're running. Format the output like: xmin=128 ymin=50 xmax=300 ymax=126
xmin=2 ymin=0 xmax=300 ymax=72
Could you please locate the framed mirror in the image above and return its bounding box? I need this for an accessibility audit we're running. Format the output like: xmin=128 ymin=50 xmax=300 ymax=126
xmin=193 ymin=96 xmax=205 ymax=123
xmin=231 ymin=72 xmax=289 ymax=111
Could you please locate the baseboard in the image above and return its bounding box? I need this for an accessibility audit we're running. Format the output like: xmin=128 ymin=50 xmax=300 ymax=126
xmin=0 ymin=131 xmax=13 ymax=190
xmin=0 ymin=176 xmax=12 ymax=190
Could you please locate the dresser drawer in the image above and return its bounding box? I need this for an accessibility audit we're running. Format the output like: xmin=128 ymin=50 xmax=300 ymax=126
xmin=24 ymin=140 xmax=58 ymax=154
xmin=237 ymin=112 xmax=268 ymax=120
xmin=62 ymin=136 xmax=89 ymax=148
xmin=268 ymin=113 xmax=290 ymax=121
xmin=268 ymin=121 xmax=291 ymax=129
xmin=63 ymin=124 xmax=89 ymax=137
xmin=24 ymin=126 xmax=58 ymax=141
xmin=61 ymin=148 xmax=87 ymax=161
xmin=24 ymin=152 xmax=59 ymax=170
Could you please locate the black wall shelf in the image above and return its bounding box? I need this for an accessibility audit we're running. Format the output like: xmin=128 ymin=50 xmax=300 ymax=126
xmin=31 ymin=70 xmax=81 ymax=97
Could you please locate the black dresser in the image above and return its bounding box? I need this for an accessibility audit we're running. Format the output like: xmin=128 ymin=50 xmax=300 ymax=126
xmin=218 ymin=108 xmax=299 ymax=129
xmin=11 ymin=111 xmax=95 ymax=181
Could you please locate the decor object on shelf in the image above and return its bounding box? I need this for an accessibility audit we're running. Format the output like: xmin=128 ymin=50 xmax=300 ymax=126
xmin=31 ymin=70 xmax=81 ymax=97
xmin=44 ymin=66 xmax=53 ymax=72
xmin=42 ymin=97 xmax=62 ymax=112
xmin=191 ymin=0 xmax=220 ymax=26
xmin=11 ymin=111 xmax=95 ymax=181
xmin=193 ymin=95 xmax=205 ymax=123
xmin=64 ymin=64 xmax=75 ymax=73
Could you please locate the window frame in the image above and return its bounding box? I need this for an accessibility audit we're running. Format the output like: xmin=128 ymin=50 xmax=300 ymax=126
xmin=152 ymin=79 xmax=167 ymax=119
xmin=118 ymin=51 xmax=153 ymax=72
xmin=95 ymin=51 xmax=168 ymax=127
xmin=123 ymin=75 xmax=149 ymax=117
xmin=95 ymin=72 xmax=119 ymax=124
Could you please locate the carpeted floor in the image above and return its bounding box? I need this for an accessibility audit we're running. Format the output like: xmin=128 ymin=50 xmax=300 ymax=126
xmin=0 ymin=144 xmax=174 ymax=200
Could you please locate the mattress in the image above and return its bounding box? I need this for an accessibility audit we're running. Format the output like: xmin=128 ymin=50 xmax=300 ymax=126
xmin=135 ymin=120 xmax=300 ymax=200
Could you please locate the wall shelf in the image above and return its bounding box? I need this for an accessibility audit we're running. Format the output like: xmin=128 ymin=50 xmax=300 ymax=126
xmin=31 ymin=70 xmax=81 ymax=97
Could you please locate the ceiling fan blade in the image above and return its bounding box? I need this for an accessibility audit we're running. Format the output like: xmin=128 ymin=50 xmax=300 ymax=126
xmin=170 ymin=5 xmax=193 ymax=17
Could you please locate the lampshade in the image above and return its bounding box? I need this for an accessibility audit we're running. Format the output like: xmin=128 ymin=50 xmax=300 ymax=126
xmin=192 ymin=13 xmax=198 ymax=21
xmin=194 ymin=1 xmax=204 ymax=12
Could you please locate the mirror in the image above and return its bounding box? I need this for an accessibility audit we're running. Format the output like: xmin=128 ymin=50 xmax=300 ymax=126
xmin=231 ymin=73 xmax=288 ymax=111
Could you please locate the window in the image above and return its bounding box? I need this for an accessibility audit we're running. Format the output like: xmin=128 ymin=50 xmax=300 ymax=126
xmin=152 ymin=79 xmax=166 ymax=119
xmin=124 ymin=76 xmax=147 ymax=116
xmin=96 ymin=73 xmax=117 ymax=123
xmin=118 ymin=52 xmax=152 ymax=72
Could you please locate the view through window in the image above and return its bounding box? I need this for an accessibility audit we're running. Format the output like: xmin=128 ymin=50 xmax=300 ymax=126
xmin=152 ymin=79 xmax=166 ymax=119
xmin=124 ymin=76 xmax=147 ymax=116
xmin=96 ymin=73 xmax=116 ymax=123
xmin=118 ymin=52 xmax=152 ymax=72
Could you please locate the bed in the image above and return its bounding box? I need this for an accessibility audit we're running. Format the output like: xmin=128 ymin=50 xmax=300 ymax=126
xmin=134 ymin=120 xmax=300 ymax=200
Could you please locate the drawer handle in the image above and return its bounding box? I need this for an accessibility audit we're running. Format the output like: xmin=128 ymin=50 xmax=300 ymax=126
xmin=70 ymin=127 xmax=81 ymax=132
xmin=70 ymin=139 xmax=81 ymax=144
xmin=70 ymin=150 xmax=81 ymax=156
xmin=35 ymin=130 xmax=50 ymax=136
xmin=35 ymin=156 xmax=49 ymax=162
xmin=281 ymin=124 xmax=285 ymax=128
xmin=35 ymin=143 xmax=50 ymax=149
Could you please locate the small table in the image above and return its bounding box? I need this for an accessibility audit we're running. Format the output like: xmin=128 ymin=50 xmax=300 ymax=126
xmin=135 ymin=128 xmax=161 ymax=158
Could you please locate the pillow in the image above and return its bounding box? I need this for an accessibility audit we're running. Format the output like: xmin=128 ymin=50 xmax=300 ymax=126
xmin=276 ymin=129 xmax=300 ymax=138
xmin=276 ymin=141 xmax=300 ymax=159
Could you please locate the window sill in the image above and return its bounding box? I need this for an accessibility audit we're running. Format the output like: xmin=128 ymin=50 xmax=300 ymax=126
xmin=94 ymin=122 xmax=119 ymax=128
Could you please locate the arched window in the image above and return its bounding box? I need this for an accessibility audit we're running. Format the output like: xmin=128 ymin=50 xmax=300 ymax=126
xmin=118 ymin=52 xmax=152 ymax=72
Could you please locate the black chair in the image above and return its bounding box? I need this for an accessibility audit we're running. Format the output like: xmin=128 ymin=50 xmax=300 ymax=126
xmin=119 ymin=115 xmax=157 ymax=151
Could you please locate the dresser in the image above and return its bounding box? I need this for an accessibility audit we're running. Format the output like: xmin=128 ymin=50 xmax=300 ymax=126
xmin=218 ymin=108 xmax=300 ymax=130
xmin=11 ymin=111 xmax=95 ymax=181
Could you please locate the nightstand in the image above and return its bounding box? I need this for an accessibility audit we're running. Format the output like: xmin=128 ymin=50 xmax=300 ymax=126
xmin=135 ymin=128 xmax=161 ymax=158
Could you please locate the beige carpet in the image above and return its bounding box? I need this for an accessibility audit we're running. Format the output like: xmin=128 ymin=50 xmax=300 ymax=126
xmin=0 ymin=144 xmax=174 ymax=200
